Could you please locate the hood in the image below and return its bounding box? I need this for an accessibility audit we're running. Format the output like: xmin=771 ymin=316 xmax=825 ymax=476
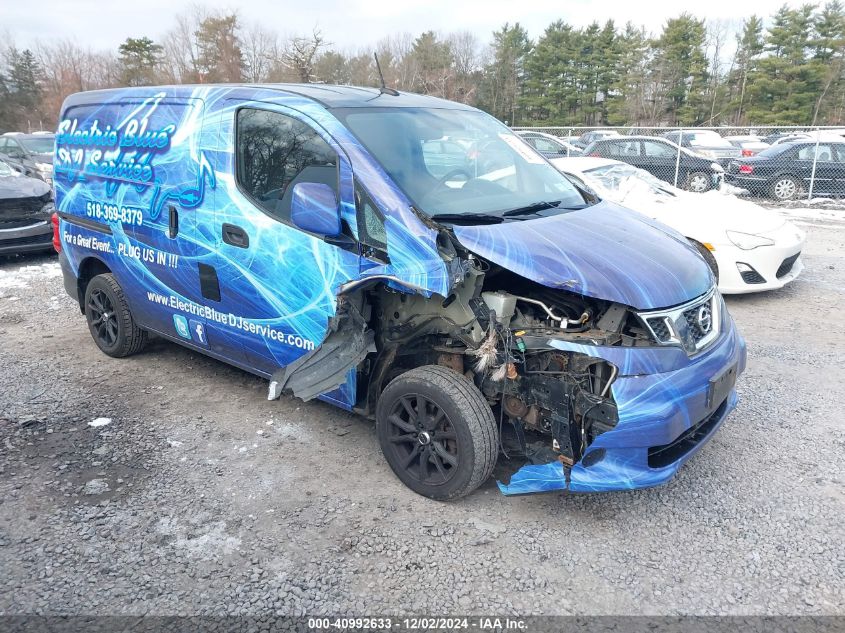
xmin=696 ymin=191 xmax=786 ymax=234
xmin=0 ymin=174 xmax=51 ymax=200
xmin=607 ymin=178 xmax=786 ymax=237
xmin=451 ymin=200 xmax=713 ymax=310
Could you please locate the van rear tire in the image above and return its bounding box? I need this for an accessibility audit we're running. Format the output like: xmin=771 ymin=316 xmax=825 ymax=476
xmin=376 ymin=365 xmax=498 ymax=500
xmin=84 ymin=273 xmax=148 ymax=358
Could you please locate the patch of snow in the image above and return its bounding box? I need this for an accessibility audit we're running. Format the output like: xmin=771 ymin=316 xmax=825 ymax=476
xmin=82 ymin=478 xmax=110 ymax=495
xmin=156 ymin=518 xmax=241 ymax=560
xmin=718 ymin=182 xmax=750 ymax=196
xmin=774 ymin=205 xmax=845 ymax=224
xmin=0 ymin=261 xmax=61 ymax=297
xmin=89 ymin=417 xmax=112 ymax=428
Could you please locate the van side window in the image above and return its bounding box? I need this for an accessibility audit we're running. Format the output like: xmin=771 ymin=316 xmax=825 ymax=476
xmin=236 ymin=108 xmax=339 ymax=222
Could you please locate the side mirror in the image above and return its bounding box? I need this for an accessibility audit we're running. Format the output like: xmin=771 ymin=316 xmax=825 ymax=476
xmin=290 ymin=182 xmax=341 ymax=237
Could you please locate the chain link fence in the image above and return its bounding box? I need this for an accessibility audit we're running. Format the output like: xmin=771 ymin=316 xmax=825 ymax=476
xmin=512 ymin=125 xmax=845 ymax=203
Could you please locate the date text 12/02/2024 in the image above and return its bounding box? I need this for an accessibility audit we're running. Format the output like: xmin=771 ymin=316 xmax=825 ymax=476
xmin=306 ymin=617 xmax=527 ymax=630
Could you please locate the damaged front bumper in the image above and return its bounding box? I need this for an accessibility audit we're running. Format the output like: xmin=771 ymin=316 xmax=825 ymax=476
xmin=498 ymin=311 xmax=747 ymax=495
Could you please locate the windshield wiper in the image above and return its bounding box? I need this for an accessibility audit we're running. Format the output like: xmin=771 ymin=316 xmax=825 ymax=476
xmin=430 ymin=213 xmax=504 ymax=225
xmin=501 ymin=200 xmax=563 ymax=217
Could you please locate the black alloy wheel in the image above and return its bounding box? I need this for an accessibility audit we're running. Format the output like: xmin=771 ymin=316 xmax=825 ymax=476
xmin=83 ymin=273 xmax=148 ymax=358
xmin=87 ymin=287 xmax=119 ymax=349
xmin=383 ymin=393 xmax=460 ymax=486
xmin=376 ymin=365 xmax=498 ymax=500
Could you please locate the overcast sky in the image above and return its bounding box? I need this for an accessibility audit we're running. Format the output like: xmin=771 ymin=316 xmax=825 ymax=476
xmin=9 ymin=0 xmax=793 ymax=53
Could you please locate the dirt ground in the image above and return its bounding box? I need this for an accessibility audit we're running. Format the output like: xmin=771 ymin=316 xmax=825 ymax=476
xmin=0 ymin=209 xmax=843 ymax=616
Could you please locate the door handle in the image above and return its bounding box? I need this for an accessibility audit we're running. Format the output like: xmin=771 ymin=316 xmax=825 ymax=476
xmin=222 ymin=223 xmax=249 ymax=248
xmin=168 ymin=205 xmax=179 ymax=238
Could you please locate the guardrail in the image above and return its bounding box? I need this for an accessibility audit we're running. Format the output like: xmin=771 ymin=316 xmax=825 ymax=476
xmin=512 ymin=126 xmax=845 ymax=202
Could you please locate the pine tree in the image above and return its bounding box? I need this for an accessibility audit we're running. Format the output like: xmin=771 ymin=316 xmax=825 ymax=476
xmin=746 ymin=4 xmax=824 ymax=124
xmin=195 ymin=14 xmax=244 ymax=83
xmin=477 ymin=23 xmax=531 ymax=124
xmin=595 ymin=20 xmax=620 ymax=125
xmin=728 ymin=16 xmax=765 ymax=124
xmin=811 ymin=1 xmax=845 ymax=123
xmin=410 ymin=31 xmax=453 ymax=97
xmin=521 ymin=21 xmax=582 ymax=124
xmin=118 ymin=37 xmax=163 ymax=87
xmin=576 ymin=23 xmax=602 ymax=125
xmin=606 ymin=23 xmax=649 ymax=125
xmin=650 ymin=14 xmax=709 ymax=125
xmin=2 ymin=48 xmax=43 ymax=131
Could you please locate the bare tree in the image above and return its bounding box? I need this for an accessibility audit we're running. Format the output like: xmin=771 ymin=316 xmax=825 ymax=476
xmin=282 ymin=28 xmax=327 ymax=83
xmin=447 ymin=31 xmax=480 ymax=102
xmin=242 ymin=23 xmax=278 ymax=82
xmin=704 ymin=19 xmax=735 ymax=124
xmin=375 ymin=33 xmax=416 ymax=90
xmin=36 ymin=40 xmax=117 ymax=119
xmin=160 ymin=7 xmax=205 ymax=83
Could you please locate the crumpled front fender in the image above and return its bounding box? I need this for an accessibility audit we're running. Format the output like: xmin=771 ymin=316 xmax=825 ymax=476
xmin=498 ymin=314 xmax=747 ymax=495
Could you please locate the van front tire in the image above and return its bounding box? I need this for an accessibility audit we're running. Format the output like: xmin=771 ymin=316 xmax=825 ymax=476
xmin=84 ymin=273 xmax=148 ymax=358
xmin=376 ymin=365 xmax=498 ymax=500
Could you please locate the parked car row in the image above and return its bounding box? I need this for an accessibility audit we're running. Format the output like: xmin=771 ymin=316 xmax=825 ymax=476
xmin=0 ymin=132 xmax=55 ymax=185
xmin=580 ymin=135 xmax=723 ymax=192
xmin=0 ymin=157 xmax=55 ymax=255
xmin=0 ymin=131 xmax=56 ymax=255
xmin=516 ymin=126 xmax=845 ymax=200
xmin=725 ymin=140 xmax=845 ymax=200
xmin=516 ymin=130 xmax=583 ymax=158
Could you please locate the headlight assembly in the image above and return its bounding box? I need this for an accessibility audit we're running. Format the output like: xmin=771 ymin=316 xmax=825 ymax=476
xmin=726 ymin=230 xmax=774 ymax=250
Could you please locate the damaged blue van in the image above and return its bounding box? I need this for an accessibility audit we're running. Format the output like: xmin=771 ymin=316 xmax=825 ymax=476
xmin=53 ymin=84 xmax=746 ymax=499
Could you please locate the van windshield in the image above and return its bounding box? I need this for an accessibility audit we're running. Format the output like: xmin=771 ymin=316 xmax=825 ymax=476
xmin=333 ymin=107 xmax=588 ymax=220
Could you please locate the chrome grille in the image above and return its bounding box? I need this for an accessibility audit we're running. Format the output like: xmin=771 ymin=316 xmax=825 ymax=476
xmin=683 ymin=306 xmax=710 ymax=344
xmin=638 ymin=288 xmax=721 ymax=355
xmin=647 ymin=317 xmax=672 ymax=342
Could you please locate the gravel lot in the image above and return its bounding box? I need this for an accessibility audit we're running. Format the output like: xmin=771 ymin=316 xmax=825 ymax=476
xmin=0 ymin=208 xmax=843 ymax=617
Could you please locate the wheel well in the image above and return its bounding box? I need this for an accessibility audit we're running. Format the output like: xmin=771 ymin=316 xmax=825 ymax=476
xmin=769 ymin=172 xmax=800 ymax=184
xmin=687 ymin=237 xmax=719 ymax=281
xmin=76 ymin=257 xmax=112 ymax=313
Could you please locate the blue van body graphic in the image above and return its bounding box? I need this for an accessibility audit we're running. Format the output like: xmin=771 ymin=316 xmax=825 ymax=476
xmin=54 ymin=84 xmax=745 ymax=499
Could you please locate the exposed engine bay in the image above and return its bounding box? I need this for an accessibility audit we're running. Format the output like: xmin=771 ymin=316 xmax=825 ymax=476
xmin=345 ymin=242 xmax=660 ymax=473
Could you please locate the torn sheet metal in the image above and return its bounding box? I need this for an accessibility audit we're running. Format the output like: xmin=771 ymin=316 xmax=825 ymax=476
xmin=496 ymin=309 xmax=747 ymax=495
xmin=270 ymin=326 xmax=375 ymax=402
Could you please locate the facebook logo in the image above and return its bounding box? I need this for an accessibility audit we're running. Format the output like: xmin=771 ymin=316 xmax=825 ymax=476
xmin=189 ymin=319 xmax=207 ymax=346
xmin=173 ymin=314 xmax=191 ymax=340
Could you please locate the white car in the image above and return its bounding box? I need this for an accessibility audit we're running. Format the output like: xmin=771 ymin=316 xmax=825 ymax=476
xmin=724 ymin=135 xmax=770 ymax=157
xmin=516 ymin=130 xmax=583 ymax=157
xmin=551 ymin=157 xmax=806 ymax=294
